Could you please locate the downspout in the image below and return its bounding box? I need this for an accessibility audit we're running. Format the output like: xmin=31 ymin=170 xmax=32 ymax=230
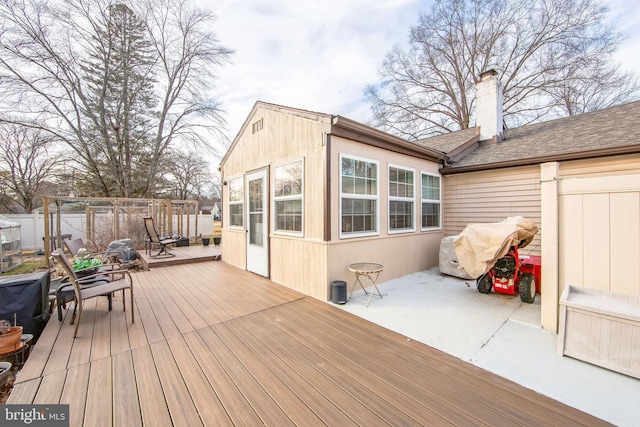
xmin=324 ymin=132 xmax=332 ymax=242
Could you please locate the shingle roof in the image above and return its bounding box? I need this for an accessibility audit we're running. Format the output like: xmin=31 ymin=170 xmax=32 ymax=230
xmin=416 ymin=100 xmax=640 ymax=171
xmin=413 ymin=128 xmax=477 ymax=153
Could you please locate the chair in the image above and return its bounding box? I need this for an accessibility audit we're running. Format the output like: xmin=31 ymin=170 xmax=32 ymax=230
xmin=51 ymin=249 xmax=134 ymax=338
xmin=64 ymin=238 xmax=87 ymax=257
xmin=64 ymin=238 xmax=121 ymax=261
xmin=143 ymin=217 xmax=179 ymax=258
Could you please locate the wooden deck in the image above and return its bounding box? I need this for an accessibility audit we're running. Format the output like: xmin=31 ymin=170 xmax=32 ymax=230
xmin=139 ymin=244 xmax=222 ymax=270
xmin=8 ymin=261 xmax=609 ymax=426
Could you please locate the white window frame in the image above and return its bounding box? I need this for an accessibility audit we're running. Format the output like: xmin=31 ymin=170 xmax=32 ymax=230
xmin=228 ymin=176 xmax=244 ymax=229
xmin=273 ymin=158 xmax=304 ymax=237
xmin=339 ymin=153 xmax=379 ymax=239
xmin=388 ymin=164 xmax=416 ymax=234
xmin=421 ymin=171 xmax=442 ymax=231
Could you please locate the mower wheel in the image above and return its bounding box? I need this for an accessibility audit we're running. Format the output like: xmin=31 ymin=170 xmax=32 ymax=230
xmin=519 ymin=273 xmax=536 ymax=303
xmin=477 ymin=274 xmax=492 ymax=294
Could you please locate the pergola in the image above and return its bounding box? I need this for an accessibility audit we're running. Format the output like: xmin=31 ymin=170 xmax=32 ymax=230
xmin=42 ymin=196 xmax=199 ymax=262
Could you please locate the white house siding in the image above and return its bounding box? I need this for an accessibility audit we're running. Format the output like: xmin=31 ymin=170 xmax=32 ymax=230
xmin=442 ymin=165 xmax=542 ymax=256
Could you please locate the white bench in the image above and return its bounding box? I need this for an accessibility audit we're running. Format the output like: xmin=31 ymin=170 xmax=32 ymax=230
xmin=558 ymin=285 xmax=640 ymax=379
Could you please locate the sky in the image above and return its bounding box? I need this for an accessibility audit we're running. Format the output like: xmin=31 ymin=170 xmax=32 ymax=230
xmin=210 ymin=0 xmax=640 ymax=160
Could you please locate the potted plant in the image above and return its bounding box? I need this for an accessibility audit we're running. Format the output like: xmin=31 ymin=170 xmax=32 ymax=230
xmin=202 ymin=236 xmax=210 ymax=246
xmin=71 ymin=248 xmax=104 ymax=277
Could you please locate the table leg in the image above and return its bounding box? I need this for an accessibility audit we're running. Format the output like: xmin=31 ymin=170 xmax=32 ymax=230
xmin=348 ymin=274 xmax=368 ymax=300
xmin=364 ymin=271 xmax=383 ymax=307
xmin=349 ymin=271 xmax=383 ymax=307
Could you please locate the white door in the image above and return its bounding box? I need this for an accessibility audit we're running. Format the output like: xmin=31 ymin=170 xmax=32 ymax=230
xmin=246 ymin=169 xmax=269 ymax=276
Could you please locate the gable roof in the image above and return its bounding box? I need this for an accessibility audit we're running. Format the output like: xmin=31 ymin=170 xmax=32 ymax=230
xmin=418 ymin=100 xmax=640 ymax=174
xmin=220 ymin=101 xmax=333 ymax=167
xmin=220 ymin=101 xmax=444 ymax=167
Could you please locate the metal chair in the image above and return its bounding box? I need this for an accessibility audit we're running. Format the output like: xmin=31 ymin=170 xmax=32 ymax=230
xmin=51 ymin=249 xmax=134 ymax=338
xmin=143 ymin=217 xmax=179 ymax=258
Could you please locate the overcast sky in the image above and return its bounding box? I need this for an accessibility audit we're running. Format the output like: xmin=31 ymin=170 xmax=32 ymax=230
xmin=211 ymin=0 xmax=640 ymax=157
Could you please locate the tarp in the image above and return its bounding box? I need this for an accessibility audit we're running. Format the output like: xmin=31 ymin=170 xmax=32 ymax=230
xmin=105 ymin=239 xmax=138 ymax=262
xmin=453 ymin=216 xmax=538 ymax=279
xmin=0 ymin=271 xmax=49 ymax=337
xmin=439 ymin=236 xmax=473 ymax=279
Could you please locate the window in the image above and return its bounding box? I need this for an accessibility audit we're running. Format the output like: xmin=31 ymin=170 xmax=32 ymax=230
xmin=389 ymin=165 xmax=415 ymax=232
xmin=228 ymin=177 xmax=243 ymax=228
xmin=340 ymin=155 xmax=378 ymax=237
xmin=421 ymin=173 xmax=441 ymax=229
xmin=252 ymin=118 xmax=263 ymax=133
xmin=274 ymin=160 xmax=303 ymax=234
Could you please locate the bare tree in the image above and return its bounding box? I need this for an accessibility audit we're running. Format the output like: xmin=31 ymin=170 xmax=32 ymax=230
xmin=164 ymin=149 xmax=214 ymax=200
xmin=366 ymin=0 xmax=639 ymax=140
xmin=0 ymin=124 xmax=64 ymax=212
xmin=0 ymin=0 xmax=233 ymax=197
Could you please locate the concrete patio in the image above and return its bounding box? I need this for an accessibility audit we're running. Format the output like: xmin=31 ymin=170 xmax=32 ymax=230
xmin=340 ymin=267 xmax=640 ymax=427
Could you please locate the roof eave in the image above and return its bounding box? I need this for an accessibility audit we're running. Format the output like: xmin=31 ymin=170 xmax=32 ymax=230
xmin=330 ymin=116 xmax=444 ymax=162
xmin=440 ymin=145 xmax=640 ymax=175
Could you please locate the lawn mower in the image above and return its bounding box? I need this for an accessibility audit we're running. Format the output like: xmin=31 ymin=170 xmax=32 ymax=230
xmin=476 ymin=241 xmax=541 ymax=303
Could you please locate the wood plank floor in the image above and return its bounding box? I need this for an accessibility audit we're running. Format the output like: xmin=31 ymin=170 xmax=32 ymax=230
xmin=7 ymin=261 xmax=610 ymax=426
xmin=139 ymin=245 xmax=222 ymax=270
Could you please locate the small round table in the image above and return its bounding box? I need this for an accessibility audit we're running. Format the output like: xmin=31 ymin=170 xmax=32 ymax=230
xmin=348 ymin=263 xmax=384 ymax=307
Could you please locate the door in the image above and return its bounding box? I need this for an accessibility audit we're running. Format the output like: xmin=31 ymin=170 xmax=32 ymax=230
xmin=246 ymin=169 xmax=269 ymax=276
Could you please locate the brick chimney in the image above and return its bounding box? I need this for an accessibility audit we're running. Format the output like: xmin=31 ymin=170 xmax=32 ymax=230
xmin=475 ymin=69 xmax=503 ymax=143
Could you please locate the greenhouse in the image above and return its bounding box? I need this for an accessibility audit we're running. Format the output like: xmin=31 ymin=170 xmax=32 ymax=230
xmin=0 ymin=215 xmax=22 ymax=273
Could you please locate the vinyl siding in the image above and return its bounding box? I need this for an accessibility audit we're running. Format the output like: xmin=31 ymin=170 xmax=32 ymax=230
xmin=443 ymin=165 xmax=542 ymax=255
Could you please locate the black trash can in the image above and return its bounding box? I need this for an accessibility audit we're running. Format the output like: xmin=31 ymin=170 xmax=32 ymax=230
xmin=331 ymin=280 xmax=347 ymax=304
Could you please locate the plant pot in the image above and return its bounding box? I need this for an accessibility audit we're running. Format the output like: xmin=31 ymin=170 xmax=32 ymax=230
xmin=213 ymin=237 xmax=221 ymax=245
xmin=0 ymin=326 xmax=23 ymax=352
xmin=0 ymin=361 xmax=12 ymax=389
xmin=202 ymin=238 xmax=210 ymax=246
xmin=75 ymin=267 xmax=99 ymax=278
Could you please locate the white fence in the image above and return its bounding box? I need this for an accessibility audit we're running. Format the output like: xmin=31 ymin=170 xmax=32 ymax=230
xmin=3 ymin=212 xmax=214 ymax=250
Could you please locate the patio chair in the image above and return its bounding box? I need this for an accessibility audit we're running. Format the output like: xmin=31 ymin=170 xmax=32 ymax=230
xmin=143 ymin=217 xmax=179 ymax=258
xmin=51 ymin=249 xmax=134 ymax=338
xmin=64 ymin=238 xmax=87 ymax=257
xmin=64 ymin=237 xmax=116 ymax=259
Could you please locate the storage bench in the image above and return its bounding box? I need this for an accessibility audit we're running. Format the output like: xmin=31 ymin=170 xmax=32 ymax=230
xmin=558 ymin=285 xmax=640 ymax=379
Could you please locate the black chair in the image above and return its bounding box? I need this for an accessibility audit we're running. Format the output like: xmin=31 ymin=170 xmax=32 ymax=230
xmin=143 ymin=217 xmax=179 ymax=258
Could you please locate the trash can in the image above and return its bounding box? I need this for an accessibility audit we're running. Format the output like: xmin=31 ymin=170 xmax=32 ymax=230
xmin=331 ymin=280 xmax=347 ymax=304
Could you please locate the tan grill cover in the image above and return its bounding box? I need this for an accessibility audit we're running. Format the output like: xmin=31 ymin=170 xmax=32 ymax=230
xmin=453 ymin=216 xmax=538 ymax=279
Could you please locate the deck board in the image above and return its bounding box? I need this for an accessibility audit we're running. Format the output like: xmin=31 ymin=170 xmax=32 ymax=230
xmin=61 ymin=364 xmax=90 ymax=427
xmin=112 ymin=351 xmax=142 ymax=427
xmin=150 ymin=340 xmax=204 ymax=427
xmin=7 ymin=261 xmax=612 ymax=426
xmin=165 ymin=335 xmax=233 ymax=427
xmin=84 ymin=357 xmax=112 ymax=427
xmin=130 ymin=345 xmax=172 ymax=427
xmin=182 ymin=331 xmax=265 ymax=426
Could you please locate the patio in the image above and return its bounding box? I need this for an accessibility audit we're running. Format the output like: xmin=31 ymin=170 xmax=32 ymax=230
xmin=7 ymin=261 xmax=608 ymax=426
